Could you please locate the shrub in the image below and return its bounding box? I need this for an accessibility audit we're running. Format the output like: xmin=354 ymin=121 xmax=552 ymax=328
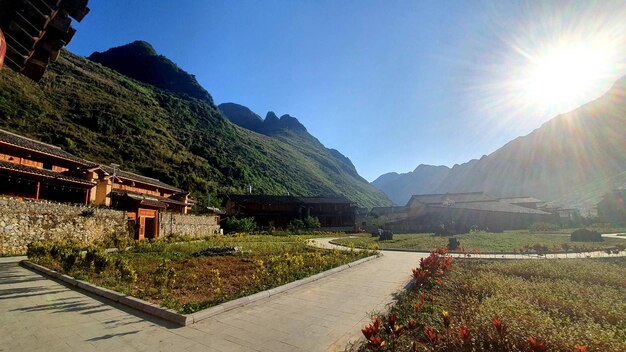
xmin=26 ymin=241 xmax=51 ymax=260
xmin=447 ymin=237 xmax=461 ymax=251
xmin=303 ymin=216 xmax=321 ymax=229
xmin=288 ymin=219 xmax=305 ymax=231
xmin=114 ymin=258 xmax=138 ymax=283
xmin=93 ymin=250 xmax=110 ymax=273
xmin=571 ymin=229 xmax=603 ymax=242
xmin=380 ymin=230 xmax=393 ymax=241
xmin=435 ymin=223 xmax=456 ymax=236
xmin=58 ymin=242 xmax=82 ymax=273
xmin=223 ymin=217 xmax=257 ymax=233
xmin=153 ymin=259 xmax=176 ymax=289
xmin=81 ymin=246 xmax=99 ymax=270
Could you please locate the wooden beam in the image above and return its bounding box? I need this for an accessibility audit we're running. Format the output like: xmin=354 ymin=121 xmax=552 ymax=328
xmin=35 ymin=181 xmax=40 ymax=200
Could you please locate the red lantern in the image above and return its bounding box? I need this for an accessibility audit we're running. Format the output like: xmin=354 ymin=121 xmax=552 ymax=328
xmin=0 ymin=29 xmax=5 ymax=71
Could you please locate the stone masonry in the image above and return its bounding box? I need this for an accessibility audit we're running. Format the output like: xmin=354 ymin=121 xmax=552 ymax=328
xmin=159 ymin=211 xmax=220 ymax=237
xmin=0 ymin=197 xmax=129 ymax=256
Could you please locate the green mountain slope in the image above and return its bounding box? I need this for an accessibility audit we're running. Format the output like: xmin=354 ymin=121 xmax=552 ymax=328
xmin=0 ymin=48 xmax=391 ymax=208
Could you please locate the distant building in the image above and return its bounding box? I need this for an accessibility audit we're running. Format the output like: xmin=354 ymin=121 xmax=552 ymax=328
xmin=224 ymin=194 xmax=356 ymax=230
xmin=497 ymin=196 xmax=543 ymax=209
xmin=597 ymin=189 xmax=626 ymax=225
xmin=0 ymin=128 xmax=201 ymax=239
xmin=372 ymin=192 xmax=557 ymax=233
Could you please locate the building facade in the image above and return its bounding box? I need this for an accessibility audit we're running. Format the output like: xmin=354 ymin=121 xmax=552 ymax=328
xmin=0 ymin=128 xmax=200 ymax=239
xmin=372 ymin=192 xmax=557 ymax=233
xmin=224 ymin=194 xmax=356 ymax=230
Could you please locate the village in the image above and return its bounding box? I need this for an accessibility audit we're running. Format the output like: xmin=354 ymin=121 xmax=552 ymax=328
xmin=1 ymin=1 xmax=626 ymax=352
xmin=3 ymin=126 xmax=623 ymax=255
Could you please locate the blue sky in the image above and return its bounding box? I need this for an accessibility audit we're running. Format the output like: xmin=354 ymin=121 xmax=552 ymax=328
xmin=68 ymin=1 xmax=626 ymax=181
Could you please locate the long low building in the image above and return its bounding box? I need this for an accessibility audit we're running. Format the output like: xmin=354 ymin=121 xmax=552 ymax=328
xmin=0 ymin=128 xmax=205 ymax=239
xmin=372 ymin=192 xmax=557 ymax=233
xmin=224 ymin=194 xmax=356 ymax=230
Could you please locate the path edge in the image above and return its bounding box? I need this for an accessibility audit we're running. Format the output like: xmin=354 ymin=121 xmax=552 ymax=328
xmin=20 ymin=253 xmax=381 ymax=326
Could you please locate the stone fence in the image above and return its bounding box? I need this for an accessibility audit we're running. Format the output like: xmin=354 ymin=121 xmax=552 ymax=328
xmin=0 ymin=197 xmax=222 ymax=256
xmin=159 ymin=212 xmax=221 ymax=238
xmin=0 ymin=197 xmax=128 ymax=256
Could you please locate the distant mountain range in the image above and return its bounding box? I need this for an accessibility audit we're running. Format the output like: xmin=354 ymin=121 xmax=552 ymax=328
xmin=372 ymin=75 xmax=626 ymax=213
xmin=0 ymin=41 xmax=391 ymax=208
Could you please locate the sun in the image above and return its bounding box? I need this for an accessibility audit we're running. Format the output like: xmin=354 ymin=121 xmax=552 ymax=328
xmin=520 ymin=41 xmax=615 ymax=111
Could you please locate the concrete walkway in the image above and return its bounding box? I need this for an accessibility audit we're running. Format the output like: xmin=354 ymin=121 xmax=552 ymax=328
xmin=0 ymin=244 xmax=428 ymax=352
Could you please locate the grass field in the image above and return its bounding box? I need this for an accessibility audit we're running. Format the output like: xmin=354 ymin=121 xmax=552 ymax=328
xmin=359 ymin=256 xmax=626 ymax=351
xmin=29 ymin=234 xmax=373 ymax=313
xmin=334 ymin=231 xmax=626 ymax=253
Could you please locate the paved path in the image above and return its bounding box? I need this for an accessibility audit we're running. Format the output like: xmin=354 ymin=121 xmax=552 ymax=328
xmin=0 ymin=243 xmax=428 ymax=352
xmin=3 ymin=234 xmax=624 ymax=352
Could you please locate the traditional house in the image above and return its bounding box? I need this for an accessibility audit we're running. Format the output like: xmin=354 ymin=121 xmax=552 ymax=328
xmin=497 ymin=196 xmax=543 ymax=210
xmin=224 ymin=194 xmax=356 ymax=230
xmin=0 ymin=128 xmax=197 ymax=239
xmin=0 ymin=129 xmax=96 ymax=204
xmin=373 ymin=192 xmax=557 ymax=233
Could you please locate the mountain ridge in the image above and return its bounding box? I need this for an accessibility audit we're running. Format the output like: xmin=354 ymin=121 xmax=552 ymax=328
xmin=0 ymin=44 xmax=392 ymax=208
xmin=373 ymin=75 xmax=626 ymax=211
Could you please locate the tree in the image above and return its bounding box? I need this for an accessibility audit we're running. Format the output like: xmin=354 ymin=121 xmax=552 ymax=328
xmin=223 ymin=217 xmax=256 ymax=233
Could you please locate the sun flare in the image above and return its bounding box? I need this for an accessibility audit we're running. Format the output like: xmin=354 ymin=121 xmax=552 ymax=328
xmin=521 ymin=42 xmax=615 ymax=108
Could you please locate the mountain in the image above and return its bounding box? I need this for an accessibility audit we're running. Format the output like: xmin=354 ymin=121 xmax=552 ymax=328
xmin=373 ymin=75 xmax=626 ymax=212
xmin=372 ymin=164 xmax=451 ymax=205
xmin=219 ymin=102 xmax=361 ymax=178
xmin=0 ymin=44 xmax=391 ymax=208
xmin=88 ymin=41 xmax=213 ymax=103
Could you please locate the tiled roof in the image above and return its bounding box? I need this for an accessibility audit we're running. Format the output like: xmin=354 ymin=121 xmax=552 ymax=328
xmin=298 ymin=196 xmax=353 ymax=204
xmin=110 ymin=189 xmax=190 ymax=207
xmin=0 ymin=129 xmax=91 ymax=165
xmin=408 ymin=192 xmax=496 ymax=205
xmin=430 ymin=200 xmax=552 ymax=215
xmin=498 ymin=197 xmax=543 ymax=204
xmin=0 ymin=160 xmax=94 ymax=186
xmin=100 ymin=165 xmax=181 ymax=192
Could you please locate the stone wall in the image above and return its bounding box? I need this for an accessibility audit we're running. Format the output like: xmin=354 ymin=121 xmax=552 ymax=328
xmin=159 ymin=212 xmax=221 ymax=238
xmin=0 ymin=197 xmax=128 ymax=256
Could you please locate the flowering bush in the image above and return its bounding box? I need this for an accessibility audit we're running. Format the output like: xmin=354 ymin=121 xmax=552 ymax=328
xmin=359 ymin=252 xmax=625 ymax=351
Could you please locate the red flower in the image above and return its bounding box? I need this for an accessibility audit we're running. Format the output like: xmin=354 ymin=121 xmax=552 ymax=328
xmin=408 ymin=319 xmax=417 ymax=329
xmin=419 ymin=292 xmax=425 ymax=304
xmin=574 ymin=344 xmax=587 ymax=352
xmin=412 ymin=268 xmax=430 ymax=283
xmin=388 ymin=314 xmax=398 ymax=328
xmin=424 ymin=326 xmax=439 ymax=343
xmin=368 ymin=336 xmax=386 ymax=351
xmin=459 ymin=326 xmax=471 ymax=341
xmin=361 ymin=323 xmax=379 ymax=340
xmin=492 ymin=318 xmax=507 ymax=338
xmin=436 ymin=277 xmax=443 ymax=286
xmin=441 ymin=311 xmax=451 ymax=329
xmin=528 ymin=336 xmax=546 ymax=352
xmin=414 ymin=302 xmax=422 ymax=313
xmin=428 ymin=294 xmax=434 ymax=302
xmin=361 ymin=317 xmax=382 ymax=339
